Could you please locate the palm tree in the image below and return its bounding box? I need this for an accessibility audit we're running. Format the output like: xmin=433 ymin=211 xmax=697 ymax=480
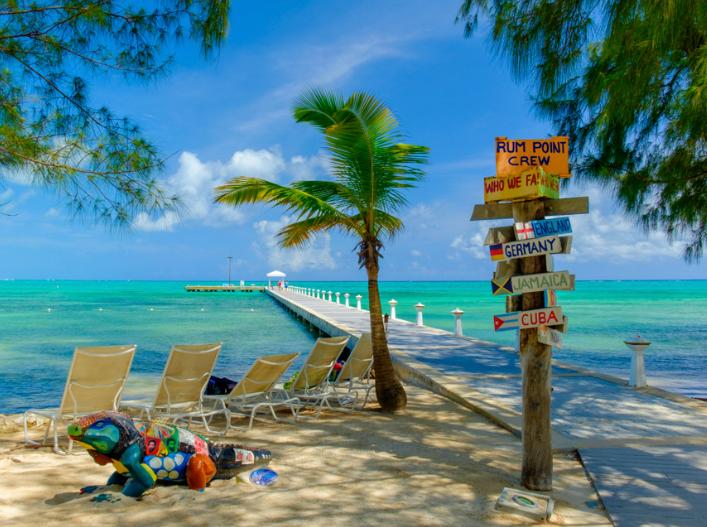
xmin=214 ymin=89 xmax=429 ymax=412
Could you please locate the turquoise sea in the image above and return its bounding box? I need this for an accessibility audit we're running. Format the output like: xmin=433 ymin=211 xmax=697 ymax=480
xmin=1 ymin=280 xmax=705 ymax=413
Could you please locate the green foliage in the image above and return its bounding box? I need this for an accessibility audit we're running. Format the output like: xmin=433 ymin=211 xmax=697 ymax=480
xmin=0 ymin=1 xmax=229 ymax=224
xmin=458 ymin=0 xmax=707 ymax=261
xmin=215 ymin=89 xmax=429 ymax=267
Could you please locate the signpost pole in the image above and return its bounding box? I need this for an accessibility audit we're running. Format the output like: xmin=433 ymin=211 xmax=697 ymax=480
xmin=512 ymin=199 xmax=553 ymax=491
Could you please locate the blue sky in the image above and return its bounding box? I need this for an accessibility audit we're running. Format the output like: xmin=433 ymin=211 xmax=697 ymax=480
xmin=0 ymin=0 xmax=704 ymax=281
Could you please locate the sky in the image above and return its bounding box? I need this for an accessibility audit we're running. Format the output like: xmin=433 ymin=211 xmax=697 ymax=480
xmin=0 ymin=0 xmax=705 ymax=281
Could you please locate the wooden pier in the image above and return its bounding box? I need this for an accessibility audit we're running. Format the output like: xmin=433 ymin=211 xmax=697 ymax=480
xmin=267 ymin=288 xmax=707 ymax=527
xmin=185 ymin=285 xmax=265 ymax=293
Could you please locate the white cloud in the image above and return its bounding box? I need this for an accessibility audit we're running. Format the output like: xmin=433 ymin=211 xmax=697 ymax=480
xmin=411 ymin=249 xmax=422 ymax=257
xmin=133 ymin=148 xmax=326 ymax=232
xmin=566 ymin=208 xmax=686 ymax=262
xmin=450 ymin=230 xmax=487 ymax=260
xmin=254 ymin=215 xmax=336 ymax=272
xmin=133 ymin=211 xmax=180 ymax=232
xmin=44 ymin=207 xmax=61 ymax=219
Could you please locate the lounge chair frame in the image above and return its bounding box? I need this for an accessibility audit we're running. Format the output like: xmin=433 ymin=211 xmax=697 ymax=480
xmin=23 ymin=344 xmax=136 ymax=454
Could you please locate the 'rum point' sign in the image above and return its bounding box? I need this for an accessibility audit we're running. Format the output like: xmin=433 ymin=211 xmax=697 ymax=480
xmin=495 ymin=136 xmax=570 ymax=179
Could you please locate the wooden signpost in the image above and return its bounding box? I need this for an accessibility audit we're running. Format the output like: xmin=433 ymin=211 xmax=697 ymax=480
xmin=471 ymin=136 xmax=589 ymax=492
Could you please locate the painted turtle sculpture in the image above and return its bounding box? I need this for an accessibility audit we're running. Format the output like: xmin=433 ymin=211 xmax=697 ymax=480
xmin=68 ymin=411 xmax=271 ymax=497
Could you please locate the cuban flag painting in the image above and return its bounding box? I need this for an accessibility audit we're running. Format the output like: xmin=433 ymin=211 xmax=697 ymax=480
xmin=493 ymin=312 xmax=519 ymax=331
xmin=489 ymin=243 xmax=505 ymax=261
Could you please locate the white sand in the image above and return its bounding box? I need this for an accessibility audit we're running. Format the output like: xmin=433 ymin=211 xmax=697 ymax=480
xmin=0 ymin=387 xmax=610 ymax=526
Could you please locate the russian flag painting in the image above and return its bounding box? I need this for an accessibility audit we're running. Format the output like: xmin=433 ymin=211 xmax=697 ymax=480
xmin=493 ymin=312 xmax=519 ymax=331
xmin=489 ymin=243 xmax=505 ymax=261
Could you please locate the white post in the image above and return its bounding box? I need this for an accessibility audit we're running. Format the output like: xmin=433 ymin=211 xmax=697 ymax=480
xmin=415 ymin=303 xmax=425 ymax=327
xmin=356 ymin=294 xmax=362 ymax=310
xmin=344 ymin=293 xmax=350 ymax=307
xmin=328 ymin=290 xmax=333 ymax=302
xmin=388 ymin=299 xmax=398 ymax=320
xmin=317 ymin=289 xmax=321 ymax=299
xmin=335 ymin=292 xmax=340 ymax=304
xmin=625 ymin=336 xmax=651 ymax=388
xmin=452 ymin=308 xmax=464 ymax=337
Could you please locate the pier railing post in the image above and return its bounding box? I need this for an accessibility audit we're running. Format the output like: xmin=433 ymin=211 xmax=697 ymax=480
xmin=452 ymin=308 xmax=464 ymax=336
xmin=344 ymin=293 xmax=350 ymax=307
xmin=388 ymin=299 xmax=397 ymax=320
xmin=415 ymin=303 xmax=425 ymax=326
xmin=335 ymin=292 xmax=340 ymax=304
xmin=356 ymin=294 xmax=362 ymax=310
xmin=317 ymin=289 xmax=321 ymax=299
xmin=328 ymin=290 xmax=333 ymax=302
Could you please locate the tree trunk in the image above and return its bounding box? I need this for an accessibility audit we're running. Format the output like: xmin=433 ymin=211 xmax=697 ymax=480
xmin=365 ymin=260 xmax=407 ymax=412
xmin=512 ymin=200 xmax=553 ymax=491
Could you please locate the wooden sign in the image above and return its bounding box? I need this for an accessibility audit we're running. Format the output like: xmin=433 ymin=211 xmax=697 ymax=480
xmin=531 ymin=217 xmax=572 ymax=238
xmin=493 ymin=306 xmax=564 ymax=332
xmin=471 ymin=196 xmax=589 ymax=221
xmin=484 ymin=225 xmax=515 ymax=245
xmin=495 ymin=136 xmax=570 ymax=179
xmin=489 ymin=236 xmax=571 ymax=261
xmin=511 ymin=271 xmax=575 ymax=294
xmin=484 ymin=170 xmax=559 ymax=204
xmin=537 ymin=326 xmax=563 ymax=348
xmin=491 ymin=271 xmax=574 ymax=296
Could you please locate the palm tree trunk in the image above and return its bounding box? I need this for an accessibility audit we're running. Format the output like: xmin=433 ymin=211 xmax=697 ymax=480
xmin=365 ymin=260 xmax=407 ymax=412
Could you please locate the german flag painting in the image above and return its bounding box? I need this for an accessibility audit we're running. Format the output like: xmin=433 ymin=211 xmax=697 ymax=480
xmin=489 ymin=243 xmax=505 ymax=261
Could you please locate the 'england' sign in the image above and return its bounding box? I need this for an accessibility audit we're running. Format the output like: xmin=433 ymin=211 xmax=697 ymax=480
xmin=531 ymin=217 xmax=572 ymax=238
xmin=511 ymin=271 xmax=575 ymax=294
xmin=489 ymin=236 xmax=570 ymax=261
xmin=493 ymin=306 xmax=564 ymax=332
xmin=495 ymin=136 xmax=570 ymax=179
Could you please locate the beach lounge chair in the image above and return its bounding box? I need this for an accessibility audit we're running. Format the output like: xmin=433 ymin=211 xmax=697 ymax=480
xmin=23 ymin=344 xmax=136 ymax=453
xmin=205 ymin=352 xmax=300 ymax=432
xmin=286 ymin=335 xmax=350 ymax=415
xmin=120 ymin=342 xmax=221 ymax=429
xmin=327 ymin=332 xmax=375 ymax=410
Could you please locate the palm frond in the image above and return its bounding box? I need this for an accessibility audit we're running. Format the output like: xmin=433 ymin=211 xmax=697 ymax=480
xmin=278 ymin=212 xmax=363 ymax=248
xmin=214 ymin=177 xmax=341 ymax=219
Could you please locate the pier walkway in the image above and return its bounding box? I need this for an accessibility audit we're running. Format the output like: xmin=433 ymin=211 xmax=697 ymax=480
xmin=268 ymin=288 xmax=707 ymax=527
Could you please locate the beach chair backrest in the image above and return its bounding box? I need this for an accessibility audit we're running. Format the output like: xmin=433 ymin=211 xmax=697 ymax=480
xmin=337 ymin=333 xmax=373 ymax=383
xmin=229 ymin=352 xmax=298 ymax=398
xmin=153 ymin=342 xmax=221 ymax=409
xmin=59 ymin=345 xmax=136 ymax=416
xmin=292 ymin=336 xmax=349 ymax=391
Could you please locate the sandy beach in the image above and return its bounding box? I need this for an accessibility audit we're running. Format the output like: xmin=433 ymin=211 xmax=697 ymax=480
xmin=0 ymin=387 xmax=610 ymax=526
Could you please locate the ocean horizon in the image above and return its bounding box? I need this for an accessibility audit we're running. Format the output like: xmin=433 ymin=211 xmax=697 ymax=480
xmin=1 ymin=279 xmax=705 ymax=413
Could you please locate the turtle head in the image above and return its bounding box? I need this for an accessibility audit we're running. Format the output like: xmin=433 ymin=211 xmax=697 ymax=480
xmin=68 ymin=412 xmax=124 ymax=455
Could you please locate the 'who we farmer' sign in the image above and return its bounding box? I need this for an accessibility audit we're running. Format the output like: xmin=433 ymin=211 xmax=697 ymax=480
xmin=484 ymin=169 xmax=559 ymax=203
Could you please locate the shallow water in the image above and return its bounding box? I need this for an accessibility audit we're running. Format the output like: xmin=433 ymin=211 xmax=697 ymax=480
xmin=0 ymin=280 xmax=705 ymax=413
